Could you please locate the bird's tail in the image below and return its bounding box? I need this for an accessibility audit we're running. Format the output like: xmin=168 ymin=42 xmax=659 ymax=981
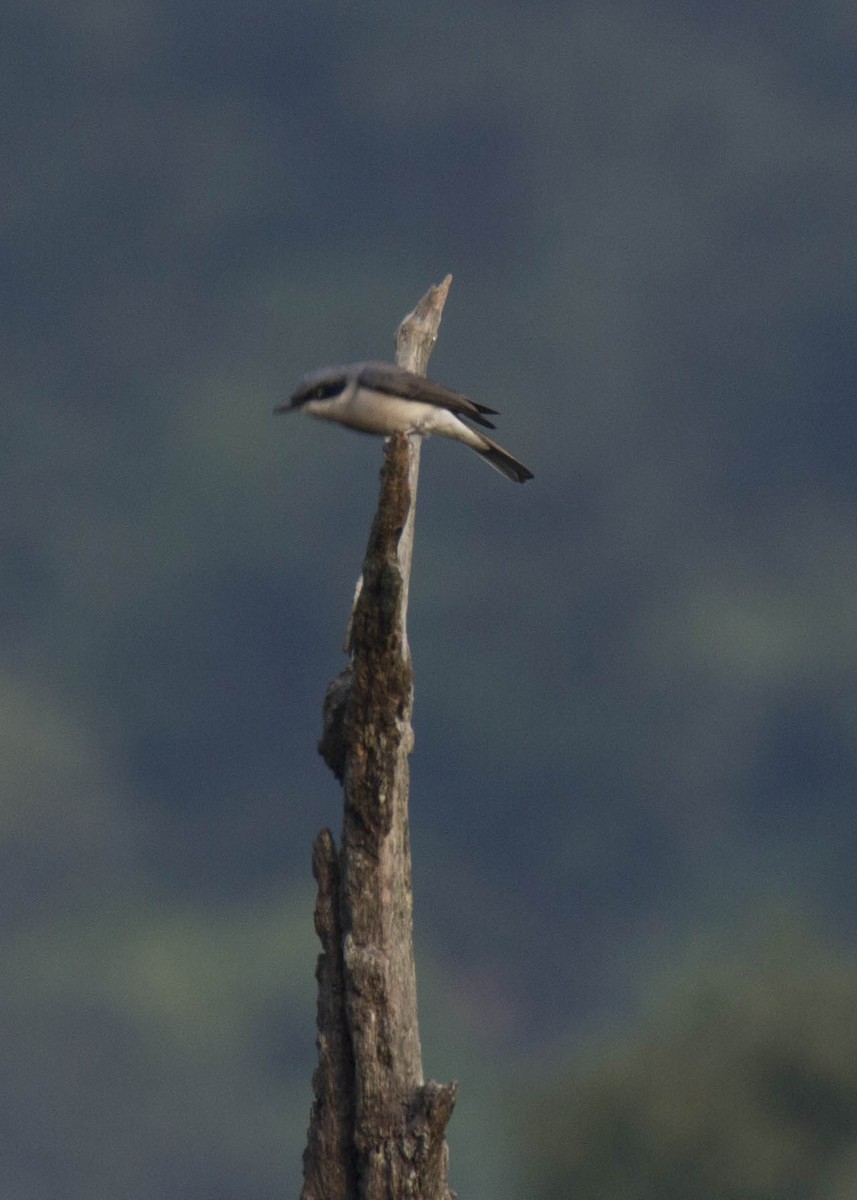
xmin=475 ymin=434 xmax=534 ymax=483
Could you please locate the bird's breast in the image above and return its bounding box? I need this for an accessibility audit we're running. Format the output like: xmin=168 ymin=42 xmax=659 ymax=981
xmin=335 ymin=387 xmax=437 ymax=435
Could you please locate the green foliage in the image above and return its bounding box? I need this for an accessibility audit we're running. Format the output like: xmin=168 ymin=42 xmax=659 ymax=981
xmin=5 ymin=1 xmax=857 ymax=1196
xmin=522 ymin=930 xmax=857 ymax=1200
xmin=2 ymin=891 xmax=318 ymax=1199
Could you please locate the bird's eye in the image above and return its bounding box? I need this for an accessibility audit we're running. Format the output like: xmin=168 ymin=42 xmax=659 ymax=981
xmin=315 ymin=386 xmax=325 ymax=398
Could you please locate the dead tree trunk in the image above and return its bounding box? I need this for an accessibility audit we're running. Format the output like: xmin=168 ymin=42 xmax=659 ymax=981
xmin=301 ymin=277 xmax=458 ymax=1200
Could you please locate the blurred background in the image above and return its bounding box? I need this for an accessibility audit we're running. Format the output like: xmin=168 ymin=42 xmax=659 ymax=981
xmin=4 ymin=1 xmax=857 ymax=1196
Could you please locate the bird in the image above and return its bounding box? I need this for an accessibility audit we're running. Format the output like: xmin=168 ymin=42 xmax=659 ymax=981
xmin=275 ymin=361 xmax=533 ymax=484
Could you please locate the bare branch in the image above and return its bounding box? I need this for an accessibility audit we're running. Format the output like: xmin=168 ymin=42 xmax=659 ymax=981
xmin=304 ymin=279 xmax=457 ymax=1200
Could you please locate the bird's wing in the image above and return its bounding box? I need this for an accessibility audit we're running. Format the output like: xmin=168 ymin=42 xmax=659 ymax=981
xmin=357 ymin=362 xmax=499 ymax=429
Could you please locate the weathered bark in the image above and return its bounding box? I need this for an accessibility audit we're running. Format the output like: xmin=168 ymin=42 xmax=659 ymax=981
xmin=302 ymin=278 xmax=457 ymax=1200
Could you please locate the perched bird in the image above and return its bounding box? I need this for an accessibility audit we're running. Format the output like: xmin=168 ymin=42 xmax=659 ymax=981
xmin=275 ymin=361 xmax=533 ymax=483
